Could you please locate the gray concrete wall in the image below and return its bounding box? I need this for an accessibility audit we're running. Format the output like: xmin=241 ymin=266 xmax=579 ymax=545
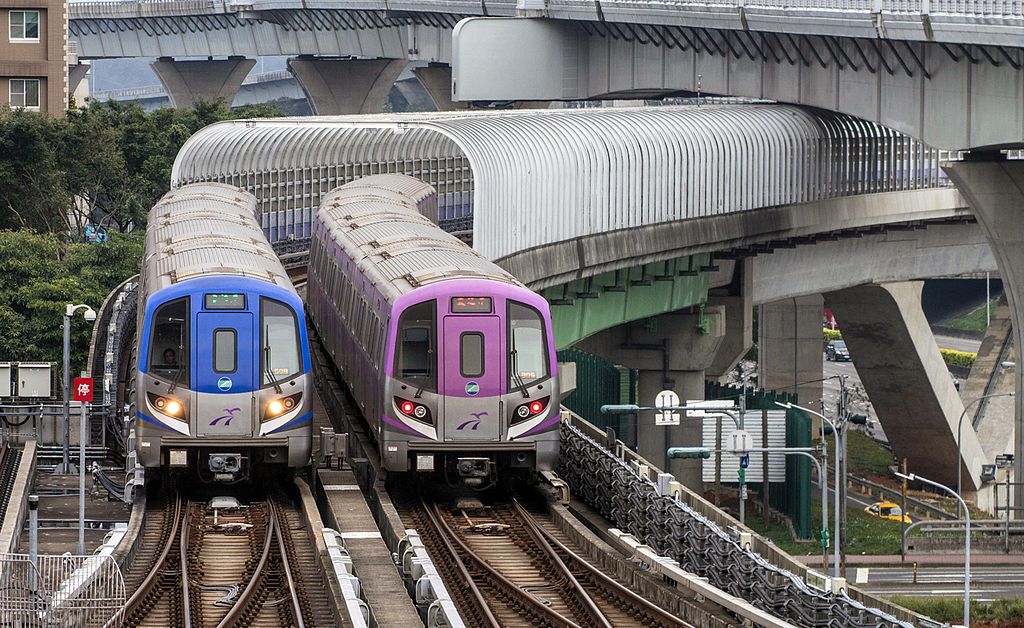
xmin=150 ymin=57 xmax=255 ymax=108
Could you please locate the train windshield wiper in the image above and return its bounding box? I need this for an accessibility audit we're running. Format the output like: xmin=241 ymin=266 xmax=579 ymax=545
xmin=414 ymin=340 xmax=433 ymax=399
xmin=264 ymin=327 xmax=283 ymax=394
xmin=167 ymin=322 xmax=185 ymax=394
xmin=510 ymin=332 xmax=529 ymax=398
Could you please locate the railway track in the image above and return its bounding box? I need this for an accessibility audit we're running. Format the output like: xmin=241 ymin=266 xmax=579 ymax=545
xmin=401 ymin=495 xmax=692 ymax=628
xmin=115 ymin=487 xmax=331 ymax=627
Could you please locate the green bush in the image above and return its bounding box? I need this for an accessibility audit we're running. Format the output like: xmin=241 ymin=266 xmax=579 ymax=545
xmin=889 ymin=595 xmax=1024 ymax=623
xmin=823 ymin=328 xmax=843 ymax=342
xmin=940 ymin=348 xmax=976 ymax=368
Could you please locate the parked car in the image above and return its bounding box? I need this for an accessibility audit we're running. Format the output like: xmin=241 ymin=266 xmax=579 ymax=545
xmin=864 ymin=502 xmax=911 ymax=524
xmin=826 ymin=340 xmax=851 ymax=362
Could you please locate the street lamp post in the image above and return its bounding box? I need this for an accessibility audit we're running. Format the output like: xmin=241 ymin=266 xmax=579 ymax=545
xmin=776 ymin=400 xmax=842 ymax=579
xmin=61 ymin=304 xmax=96 ymax=474
xmin=897 ymin=471 xmax=971 ymax=627
xmin=956 ymin=391 xmax=1015 ymax=515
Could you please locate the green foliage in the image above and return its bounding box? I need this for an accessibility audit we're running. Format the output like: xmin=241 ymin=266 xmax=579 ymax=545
xmin=0 ymin=230 xmax=144 ymax=372
xmin=823 ymin=328 xmax=843 ymax=342
xmin=825 ymin=431 xmax=894 ymax=476
xmin=941 ymin=297 xmax=1001 ymax=333
xmin=940 ymin=348 xmax=976 ymax=368
xmin=0 ymin=99 xmax=281 ymax=236
xmin=889 ymin=596 xmax=1024 ymax=623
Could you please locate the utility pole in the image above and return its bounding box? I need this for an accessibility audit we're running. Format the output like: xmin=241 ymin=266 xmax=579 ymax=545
xmin=839 ymin=375 xmax=849 ymax=576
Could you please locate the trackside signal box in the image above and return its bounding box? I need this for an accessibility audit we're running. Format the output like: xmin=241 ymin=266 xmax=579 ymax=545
xmin=0 ymin=363 xmax=10 ymax=397
xmin=17 ymin=363 xmax=52 ymax=398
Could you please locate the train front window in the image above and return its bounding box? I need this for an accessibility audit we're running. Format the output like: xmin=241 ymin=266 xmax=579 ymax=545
xmin=148 ymin=298 xmax=189 ymax=383
xmin=395 ymin=300 xmax=436 ymax=392
xmin=261 ymin=298 xmax=301 ymax=385
xmin=508 ymin=301 xmax=549 ymax=388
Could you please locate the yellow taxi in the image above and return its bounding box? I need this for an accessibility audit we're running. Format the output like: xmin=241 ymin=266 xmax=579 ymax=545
xmin=864 ymin=502 xmax=911 ymax=524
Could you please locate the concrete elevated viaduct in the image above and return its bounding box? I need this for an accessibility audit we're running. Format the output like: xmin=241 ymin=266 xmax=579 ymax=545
xmin=166 ymin=105 xmax=1005 ymax=496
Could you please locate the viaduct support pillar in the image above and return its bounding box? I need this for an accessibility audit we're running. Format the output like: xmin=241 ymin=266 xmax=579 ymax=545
xmin=825 ymin=282 xmax=986 ymax=491
xmin=758 ymin=295 xmax=824 ymax=419
xmin=412 ymin=64 xmax=468 ymax=111
xmin=287 ymin=57 xmax=406 ymax=115
xmin=707 ymin=259 xmax=753 ymax=381
xmin=575 ymin=309 xmax=726 ymax=488
xmin=944 ymin=158 xmax=1024 ymax=512
xmin=150 ymin=57 xmax=255 ymax=109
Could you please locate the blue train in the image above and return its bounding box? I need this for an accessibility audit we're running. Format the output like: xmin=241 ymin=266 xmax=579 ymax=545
xmin=134 ymin=183 xmax=313 ymax=482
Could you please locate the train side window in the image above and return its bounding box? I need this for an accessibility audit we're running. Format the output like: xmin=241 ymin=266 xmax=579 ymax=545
xmin=213 ymin=329 xmax=236 ymax=373
xmin=395 ymin=300 xmax=436 ymax=392
xmin=460 ymin=333 xmax=484 ymax=377
xmin=148 ymin=297 xmax=189 ymax=383
xmin=261 ymin=298 xmax=301 ymax=385
xmin=508 ymin=301 xmax=549 ymax=388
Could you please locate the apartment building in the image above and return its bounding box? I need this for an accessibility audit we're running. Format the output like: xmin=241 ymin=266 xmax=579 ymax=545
xmin=0 ymin=0 xmax=67 ymax=115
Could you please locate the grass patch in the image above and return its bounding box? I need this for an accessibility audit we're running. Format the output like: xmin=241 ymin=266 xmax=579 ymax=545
xmin=889 ymin=596 xmax=1024 ymax=624
xmin=825 ymin=431 xmax=894 ymax=477
xmin=747 ymin=496 xmax=903 ymax=556
xmin=941 ymin=297 xmax=1000 ymax=333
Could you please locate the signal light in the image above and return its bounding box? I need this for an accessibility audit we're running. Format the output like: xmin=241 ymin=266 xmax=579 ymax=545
xmin=402 ymin=401 xmax=414 ymax=414
xmin=512 ymin=396 xmax=550 ymax=424
xmin=268 ymin=400 xmax=284 ymax=416
xmin=529 ymin=401 xmax=543 ymax=414
xmin=165 ymin=400 xmax=182 ymax=416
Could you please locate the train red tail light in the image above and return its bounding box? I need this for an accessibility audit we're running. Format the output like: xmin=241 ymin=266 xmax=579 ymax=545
xmin=512 ymin=396 xmax=550 ymax=424
xmin=395 ymin=397 xmax=432 ymax=423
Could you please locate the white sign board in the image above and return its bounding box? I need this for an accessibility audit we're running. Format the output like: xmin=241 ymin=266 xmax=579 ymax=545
xmin=686 ymin=399 xmax=735 ymax=418
xmin=701 ymin=410 xmax=787 ymax=483
xmin=654 ymin=389 xmax=680 ymax=426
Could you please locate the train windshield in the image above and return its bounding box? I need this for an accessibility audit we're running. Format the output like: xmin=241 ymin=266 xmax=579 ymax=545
xmin=395 ymin=300 xmax=436 ymax=392
xmin=508 ymin=301 xmax=549 ymax=388
xmin=148 ymin=297 xmax=189 ymax=382
xmin=261 ymin=298 xmax=301 ymax=384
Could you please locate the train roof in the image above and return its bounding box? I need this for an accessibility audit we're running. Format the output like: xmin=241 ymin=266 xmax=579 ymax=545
xmin=141 ymin=182 xmax=293 ymax=299
xmin=316 ymin=175 xmax=520 ymax=302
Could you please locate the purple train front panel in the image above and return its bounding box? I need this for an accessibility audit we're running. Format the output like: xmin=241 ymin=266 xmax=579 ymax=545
xmin=380 ymin=278 xmax=560 ymax=481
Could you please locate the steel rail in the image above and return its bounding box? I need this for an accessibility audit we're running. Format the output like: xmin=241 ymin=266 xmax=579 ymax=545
xmin=115 ymin=493 xmax=185 ymax=626
xmin=417 ymin=500 xmax=500 ymax=628
xmin=512 ymin=500 xmax=691 ymax=627
xmin=510 ymin=499 xmax=612 ymax=628
xmin=424 ymin=499 xmax=582 ymax=628
xmin=180 ymin=501 xmax=194 ymax=628
xmin=271 ymin=499 xmax=306 ymax=628
xmin=216 ymin=500 xmax=274 ymax=628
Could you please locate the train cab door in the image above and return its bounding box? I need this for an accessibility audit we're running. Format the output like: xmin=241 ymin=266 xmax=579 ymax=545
xmin=194 ymin=312 xmax=256 ymax=437
xmin=442 ymin=316 xmax=501 ymax=441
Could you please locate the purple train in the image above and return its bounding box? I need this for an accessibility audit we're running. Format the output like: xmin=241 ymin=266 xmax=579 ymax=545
xmin=307 ymin=175 xmax=560 ymax=485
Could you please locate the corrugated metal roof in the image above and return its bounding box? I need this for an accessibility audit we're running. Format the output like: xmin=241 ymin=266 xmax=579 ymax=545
xmin=172 ymin=105 xmax=951 ymax=260
xmin=317 ymin=175 xmax=519 ymax=300
xmin=141 ymin=183 xmax=293 ymax=299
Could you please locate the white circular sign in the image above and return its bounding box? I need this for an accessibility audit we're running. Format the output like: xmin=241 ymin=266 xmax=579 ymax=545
xmin=655 ymin=390 xmax=680 ymax=410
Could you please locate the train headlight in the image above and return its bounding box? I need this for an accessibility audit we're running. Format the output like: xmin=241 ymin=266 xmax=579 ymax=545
xmin=512 ymin=396 xmax=550 ymax=424
xmin=264 ymin=393 xmax=303 ymax=421
xmin=148 ymin=393 xmax=185 ymax=419
xmin=395 ymin=397 xmax=432 ymax=424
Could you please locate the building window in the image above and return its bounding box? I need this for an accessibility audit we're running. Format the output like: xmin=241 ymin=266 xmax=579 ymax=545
xmin=9 ymin=11 xmax=40 ymax=41
xmin=9 ymin=79 xmax=40 ymax=109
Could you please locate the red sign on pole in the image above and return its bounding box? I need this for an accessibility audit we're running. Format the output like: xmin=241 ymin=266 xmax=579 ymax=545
xmin=72 ymin=377 xmax=93 ymax=402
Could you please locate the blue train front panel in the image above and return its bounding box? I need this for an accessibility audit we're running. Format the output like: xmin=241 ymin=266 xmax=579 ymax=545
xmin=136 ymin=276 xmax=312 ymax=480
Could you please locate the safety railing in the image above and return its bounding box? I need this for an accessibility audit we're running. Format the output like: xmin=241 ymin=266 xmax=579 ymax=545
xmin=0 ymin=551 xmax=126 ymax=626
xmin=0 ymin=403 xmax=112 ymax=448
xmin=559 ymin=409 xmax=935 ymax=628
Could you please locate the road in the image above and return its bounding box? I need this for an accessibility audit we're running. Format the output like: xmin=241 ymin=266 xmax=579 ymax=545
xmin=854 ymin=565 xmax=1024 ymax=600
xmin=934 ymin=333 xmax=983 ymax=354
